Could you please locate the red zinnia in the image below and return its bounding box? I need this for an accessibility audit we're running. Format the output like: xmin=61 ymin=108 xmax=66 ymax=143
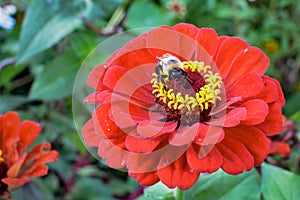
xmin=0 ymin=111 xmax=59 ymax=192
xmin=82 ymin=23 xmax=285 ymax=189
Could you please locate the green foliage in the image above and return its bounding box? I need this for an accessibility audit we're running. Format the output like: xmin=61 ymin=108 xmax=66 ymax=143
xmin=29 ymin=51 xmax=80 ymax=100
xmin=185 ymin=169 xmax=261 ymax=200
xmin=139 ymin=165 xmax=300 ymax=199
xmin=0 ymin=95 xmax=28 ymax=113
xmin=261 ymin=163 xmax=300 ymax=200
xmin=18 ymin=0 xmax=83 ymax=63
xmin=140 ymin=182 xmax=175 ymax=200
xmin=127 ymin=0 xmax=171 ymax=29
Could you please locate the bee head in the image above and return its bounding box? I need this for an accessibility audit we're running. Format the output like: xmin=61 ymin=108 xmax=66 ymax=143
xmin=158 ymin=54 xmax=183 ymax=71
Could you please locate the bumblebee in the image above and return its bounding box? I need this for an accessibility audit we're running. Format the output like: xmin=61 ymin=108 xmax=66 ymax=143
xmin=155 ymin=54 xmax=189 ymax=87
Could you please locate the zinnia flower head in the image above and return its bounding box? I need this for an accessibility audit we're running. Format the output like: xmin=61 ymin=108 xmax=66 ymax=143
xmin=82 ymin=23 xmax=285 ymax=189
xmin=0 ymin=111 xmax=59 ymax=192
xmin=167 ymin=0 xmax=187 ymax=19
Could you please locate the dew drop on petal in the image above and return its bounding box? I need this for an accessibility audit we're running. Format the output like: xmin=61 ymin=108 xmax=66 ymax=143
xmin=121 ymin=160 xmax=126 ymax=167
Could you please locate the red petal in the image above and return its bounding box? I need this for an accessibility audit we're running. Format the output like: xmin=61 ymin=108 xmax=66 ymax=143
xmin=125 ymin=134 xmax=162 ymax=153
xmin=169 ymin=124 xmax=199 ymax=146
xmin=124 ymin=33 xmax=147 ymax=50
xmin=269 ymin=141 xmax=290 ymax=157
xmin=21 ymin=143 xmax=51 ymax=167
xmin=115 ymin=51 xmax=143 ymax=70
xmin=18 ymin=120 xmax=41 ymax=154
xmin=6 ymin=158 xmax=24 ymax=178
xmin=264 ymin=76 xmax=285 ymax=106
xmin=93 ymin=104 xmax=125 ymax=139
xmin=256 ymin=77 xmax=279 ymax=103
xmin=225 ymin=125 xmax=270 ymax=165
xmin=133 ymin=48 xmax=157 ymax=64
xmin=193 ymin=124 xmax=224 ymax=145
xmin=214 ymin=37 xmax=249 ymax=78
xmin=241 ymin=99 xmax=269 ymax=125
xmin=129 ymin=171 xmax=159 ymax=186
xmin=130 ymin=84 xmax=155 ymax=106
xmin=2 ymin=111 xmax=20 ymax=142
xmin=127 ymin=151 xmax=162 ymax=173
xmin=146 ymin=27 xmax=180 ymax=56
xmin=87 ymin=64 xmax=106 ymax=90
xmin=103 ymin=65 xmax=127 ymax=89
xmin=196 ymin=28 xmax=219 ymax=57
xmin=1 ymin=177 xmax=30 ymax=191
xmin=137 ymin=120 xmax=177 ymax=138
xmin=98 ymin=139 xmax=128 ymax=169
xmin=19 ymin=165 xmax=48 ymax=177
xmin=209 ymin=107 xmax=247 ymax=127
xmin=172 ymin=23 xmax=199 ymax=59
xmin=109 ymin=101 xmax=159 ymax=130
xmin=173 ymin=23 xmax=198 ymax=38
xmin=20 ymin=151 xmax=59 ymax=177
xmin=2 ymin=112 xmax=21 ymax=165
xmin=224 ymin=107 xmax=247 ymax=127
xmin=218 ymin=137 xmax=254 ymax=174
xmin=106 ymin=49 xmax=124 ymax=66
xmin=273 ymin=79 xmax=285 ymax=106
xmin=255 ymin=102 xmax=283 ymax=136
xmin=109 ymin=65 xmax=154 ymax=107
xmin=82 ymin=119 xmax=102 ymax=147
xmin=157 ymin=155 xmax=200 ymax=190
xmin=224 ymin=46 xmax=269 ymax=87
xmin=83 ymin=90 xmax=112 ymax=104
xmin=226 ymin=72 xmax=265 ymax=99
xmin=186 ymin=145 xmax=222 ymax=173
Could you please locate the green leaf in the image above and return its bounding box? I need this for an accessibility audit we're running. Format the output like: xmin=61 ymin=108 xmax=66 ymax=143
xmin=0 ymin=95 xmax=28 ymax=113
xmin=108 ymin=177 xmax=139 ymax=196
xmin=17 ymin=0 xmax=86 ymax=63
xmin=261 ymin=163 xmax=300 ymax=200
xmin=0 ymin=64 xmax=26 ymax=87
xmin=283 ymin=93 xmax=300 ymax=116
xmin=139 ymin=181 xmax=175 ymax=200
xmin=29 ymin=51 xmax=79 ymax=100
xmin=126 ymin=0 xmax=171 ymax=29
xmin=65 ymin=177 xmax=115 ymax=200
xmin=185 ymin=169 xmax=261 ymax=200
xmin=11 ymin=178 xmax=56 ymax=200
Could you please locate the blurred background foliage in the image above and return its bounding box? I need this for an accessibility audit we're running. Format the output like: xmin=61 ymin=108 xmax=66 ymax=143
xmin=0 ymin=0 xmax=300 ymax=199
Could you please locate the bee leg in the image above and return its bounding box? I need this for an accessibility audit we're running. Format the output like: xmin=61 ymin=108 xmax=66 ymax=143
xmin=155 ymin=64 xmax=163 ymax=83
xmin=182 ymin=71 xmax=192 ymax=89
xmin=155 ymin=64 xmax=162 ymax=76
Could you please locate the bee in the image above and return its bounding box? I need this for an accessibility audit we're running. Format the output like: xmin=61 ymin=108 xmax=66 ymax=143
xmin=155 ymin=53 xmax=189 ymax=88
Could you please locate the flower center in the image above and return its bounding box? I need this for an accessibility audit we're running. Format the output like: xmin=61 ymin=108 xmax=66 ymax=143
xmin=152 ymin=61 xmax=222 ymax=125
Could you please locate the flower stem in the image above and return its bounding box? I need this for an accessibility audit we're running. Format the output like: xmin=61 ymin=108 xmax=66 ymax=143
xmin=175 ymin=188 xmax=185 ymax=200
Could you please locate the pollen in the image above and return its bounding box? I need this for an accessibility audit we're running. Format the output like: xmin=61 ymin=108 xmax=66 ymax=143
xmin=0 ymin=150 xmax=4 ymax=163
xmin=152 ymin=61 xmax=222 ymax=112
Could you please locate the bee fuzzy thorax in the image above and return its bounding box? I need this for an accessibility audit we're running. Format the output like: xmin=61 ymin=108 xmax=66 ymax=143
xmin=158 ymin=53 xmax=183 ymax=74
